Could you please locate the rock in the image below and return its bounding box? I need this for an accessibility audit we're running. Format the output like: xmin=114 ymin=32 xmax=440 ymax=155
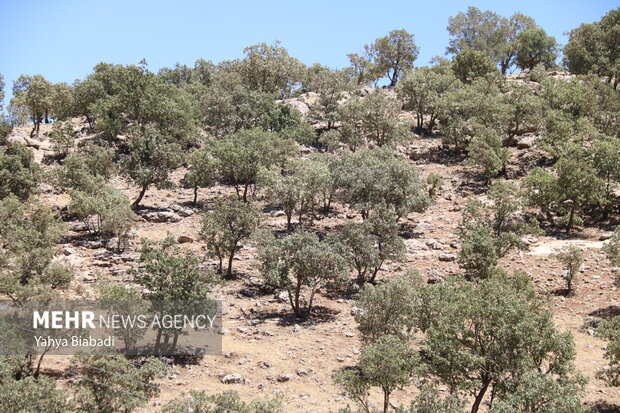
xmin=516 ymin=135 xmax=538 ymax=149
xmin=275 ymin=290 xmax=289 ymax=303
xmin=600 ymin=232 xmax=614 ymax=241
xmin=438 ymin=253 xmax=457 ymax=262
xmin=169 ymin=204 xmax=194 ymax=217
xmin=62 ymin=246 xmax=75 ymax=256
xmin=221 ymin=373 xmax=244 ymax=384
xmin=292 ymin=324 xmax=301 ymax=333
xmin=177 ymin=235 xmax=194 ymax=243
xmin=82 ymin=274 xmax=97 ymax=283
xmin=270 ymin=210 xmax=286 ymax=218
xmin=350 ymin=306 xmax=365 ymax=316
xmin=141 ymin=211 xmax=182 ymax=223
xmin=405 ymin=239 xmax=428 ymax=253
xmin=415 ymin=222 xmax=432 ymax=232
xmin=258 ymin=361 xmax=272 ymax=369
xmin=277 ymin=374 xmax=292 ymax=382
xmin=345 ymin=212 xmax=357 ymax=219
xmin=427 ymin=270 xmax=444 ymax=284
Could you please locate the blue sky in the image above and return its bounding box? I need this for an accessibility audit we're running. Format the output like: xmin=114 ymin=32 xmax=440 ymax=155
xmin=0 ymin=0 xmax=616 ymax=105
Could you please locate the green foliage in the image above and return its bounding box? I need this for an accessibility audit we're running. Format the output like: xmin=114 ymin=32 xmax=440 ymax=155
xmin=91 ymin=61 xmax=198 ymax=143
xmin=447 ymin=7 xmax=537 ymax=74
xmin=305 ymin=64 xmax=352 ymax=132
xmin=120 ymin=124 xmax=183 ymax=208
xmin=597 ymin=315 xmax=620 ymax=387
xmin=0 ymin=196 xmax=72 ymax=304
xmin=467 ymin=127 xmax=508 ymax=181
xmin=49 ymin=120 xmax=76 ymax=156
xmin=0 ymin=357 xmax=69 ymax=412
xmin=422 ymin=273 xmax=585 ymax=413
xmin=71 ymin=78 xmax=106 ymax=131
xmin=553 ymin=245 xmax=583 ymax=295
xmin=0 ymin=143 xmax=42 ymax=200
xmin=338 ymin=89 xmax=409 ymax=149
xmin=426 ymin=173 xmax=443 ymax=197
xmin=339 ymin=207 xmax=405 ymax=285
xmin=397 ymin=67 xmax=459 ymax=131
xmin=346 ymin=52 xmax=380 ymax=86
xmin=256 ymin=229 xmax=347 ymax=318
xmin=402 ymin=386 xmax=463 ymax=413
xmin=10 ymin=74 xmax=53 ymax=137
xmin=501 ymin=82 xmax=544 ymax=141
xmin=335 ymin=148 xmax=430 ymax=220
xmin=564 ymin=8 xmax=620 ymax=88
xmin=55 ymin=143 xmax=115 ymax=191
xmin=237 ymin=41 xmax=305 ymax=97
xmin=458 ymin=181 xmax=535 ymax=277
xmin=335 ymin=335 xmax=420 ymax=413
xmin=201 ymin=197 xmax=259 ymax=277
xmin=210 ymin=128 xmax=296 ymax=201
xmin=182 ymin=147 xmax=216 ymax=204
xmin=438 ymin=79 xmax=506 ymax=152
xmin=603 ymin=227 xmax=620 ymax=267
xmin=515 ymin=28 xmax=558 ymax=70
xmin=523 ymin=152 xmax=604 ymax=232
xmin=259 ymin=157 xmax=333 ymax=229
xmin=68 ymin=184 xmax=134 ymax=251
xmin=452 ymin=49 xmax=499 ymax=83
xmin=366 ymin=29 xmax=419 ymax=86
xmin=162 ymin=390 xmax=283 ymax=413
xmin=353 ymin=274 xmax=422 ymax=342
xmin=72 ymin=355 xmax=168 ymax=413
xmin=136 ymin=237 xmax=215 ymax=301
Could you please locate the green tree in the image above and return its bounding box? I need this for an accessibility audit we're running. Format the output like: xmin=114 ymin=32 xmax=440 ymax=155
xmin=397 ymin=67 xmax=459 ymax=131
xmin=48 ymin=120 xmax=75 ymax=157
xmin=0 ymin=196 xmax=73 ymax=305
xmin=339 ymin=89 xmax=410 ymax=149
xmin=467 ymin=127 xmax=508 ymax=182
xmin=0 ymin=357 xmax=69 ymax=412
xmin=446 ymin=7 xmax=537 ymax=74
xmin=452 ymin=49 xmax=500 ymax=83
xmin=564 ymin=8 xmax=620 ymax=88
xmin=353 ymin=274 xmax=421 ymax=342
xmin=120 ymin=124 xmax=183 ymax=209
xmin=71 ymin=78 xmax=106 ymax=132
xmin=458 ymin=181 xmax=535 ymax=277
xmin=68 ymin=184 xmax=134 ymax=252
xmin=597 ymin=315 xmax=620 ymax=387
xmin=336 ymin=148 xmax=430 ymax=220
xmin=346 ymin=52 xmax=380 ymax=86
xmin=10 ymin=74 xmax=53 ymax=137
xmin=257 ymin=229 xmax=347 ymax=318
xmin=210 ymin=128 xmax=296 ymax=201
xmin=553 ymin=245 xmax=583 ymax=295
xmin=0 ymin=143 xmax=42 ymax=200
xmin=201 ymin=197 xmax=259 ymax=278
xmin=162 ymin=390 xmax=283 ymax=413
xmin=182 ymin=146 xmax=216 ymax=204
xmin=237 ymin=41 xmax=305 ymax=98
xmin=422 ymin=273 xmax=585 ymax=413
xmin=72 ymin=355 xmax=167 ymax=413
xmin=515 ymin=28 xmax=558 ymax=70
xmin=367 ymin=29 xmax=419 ymax=86
xmin=339 ymin=207 xmax=406 ymax=286
xmin=335 ymin=335 xmax=419 ymax=413
xmin=259 ymin=157 xmax=332 ymax=230
xmin=305 ymin=64 xmax=351 ymax=132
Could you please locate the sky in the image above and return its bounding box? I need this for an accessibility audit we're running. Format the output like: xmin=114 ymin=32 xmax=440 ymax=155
xmin=0 ymin=0 xmax=617 ymax=106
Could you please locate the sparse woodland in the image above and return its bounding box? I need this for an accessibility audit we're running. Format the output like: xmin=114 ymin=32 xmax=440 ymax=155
xmin=1 ymin=6 xmax=620 ymax=413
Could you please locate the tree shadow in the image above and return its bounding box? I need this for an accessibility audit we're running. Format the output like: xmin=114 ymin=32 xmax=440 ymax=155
xmin=589 ymin=306 xmax=620 ymax=321
xmin=589 ymin=401 xmax=620 ymax=413
xmin=251 ymin=306 xmax=339 ymax=326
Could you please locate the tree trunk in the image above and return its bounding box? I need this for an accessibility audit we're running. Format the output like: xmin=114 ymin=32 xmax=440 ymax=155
xmin=471 ymin=380 xmax=490 ymax=413
xmin=226 ymin=248 xmax=235 ymax=278
xmin=193 ymin=186 xmax=198 ymax=204
xmin=383 ymin=389 xmax=390 ymax=413
xmin=132 ymin=185 xmax=148 ymax=209
xmin=566 ymin=206 xmax=575 ymax=234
